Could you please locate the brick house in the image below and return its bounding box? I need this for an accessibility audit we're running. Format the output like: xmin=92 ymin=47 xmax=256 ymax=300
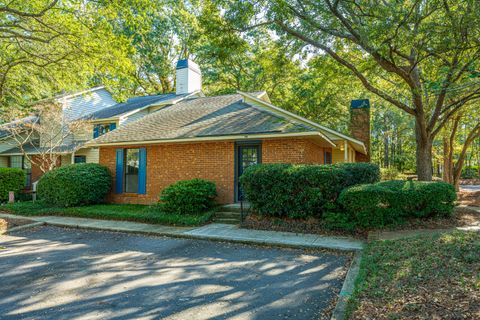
xmin=88 ymin=59 xmax=371 ymax=205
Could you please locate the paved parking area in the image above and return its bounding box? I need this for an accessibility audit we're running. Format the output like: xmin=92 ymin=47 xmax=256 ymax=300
xmin=0 ymin=226 xmax=349 ymax=320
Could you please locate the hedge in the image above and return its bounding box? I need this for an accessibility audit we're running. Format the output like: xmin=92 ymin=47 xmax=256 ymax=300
xmin=159 ymin=179 xmax=217 ymax=215
xmin=239 ymin=163 xmax=380 ymax=218
xmin=334 ymin=162 xmax=380 ymax=185
xmin=37 ymin=163 xmax=111 ymax=207
xmin=335 ymin=180 xmax=457 ymax=228
xmin=0 ymin=168 xmax=25 ymax=202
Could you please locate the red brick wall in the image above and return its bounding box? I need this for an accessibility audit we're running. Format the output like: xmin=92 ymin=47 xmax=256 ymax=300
xmin=100 ymin=142 xmax=235 ymax=205
xmin=30 ymin=155 xmax=61 ymax=184
xmin=262 ymin=139 xmax=327 ymax=164
xmin=100 ymin=137 xmax=328 ymax=205
xmin=304 ymin=140 xmax=328 ymax=164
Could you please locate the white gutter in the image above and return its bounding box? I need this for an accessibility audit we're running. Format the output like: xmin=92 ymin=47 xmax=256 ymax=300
xmin=86 ymin=131 xmax=337 ymax=148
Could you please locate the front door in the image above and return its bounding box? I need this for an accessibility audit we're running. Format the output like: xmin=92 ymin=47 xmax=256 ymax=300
xmin=236 ymin=144 xmax=261 ymax=201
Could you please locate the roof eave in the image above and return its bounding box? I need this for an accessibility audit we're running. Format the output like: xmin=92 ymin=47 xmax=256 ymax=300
xmin=85 ymin=131 xmax=334 ymax=148
xmin=88 ymin=117 xmax=120 ymax=123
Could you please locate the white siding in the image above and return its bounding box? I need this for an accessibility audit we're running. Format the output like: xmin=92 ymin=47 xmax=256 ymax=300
xmin=0 ymin=156 xmax=8 ymax=167
xmin=62 ymin=88 xmax=116 ymax=121
xmin=332 ymin=141 xmax=356 ymax=163
xmin=75 ymin=148 xmax=100 ymax=163
xmin=73 ymin=124 xmax=94 ymax=141
xmin=38 ymin=107 xmax=65 ymax=148
xmin=332 ymin=148 xmax=345 ymax=163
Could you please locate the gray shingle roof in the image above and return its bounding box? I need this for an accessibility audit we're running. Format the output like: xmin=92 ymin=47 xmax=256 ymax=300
xmin=0 ymin=141 xmax=84 ymax=155
xmin=0 ymin=116 xmax=39 ymax=139
xmin=93 ymin=93 xmax=316 ymax=144
xmin=85 ymin=93 xmax=180 ymax=120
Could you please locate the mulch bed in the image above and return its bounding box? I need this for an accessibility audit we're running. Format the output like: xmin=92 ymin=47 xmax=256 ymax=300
xmin=241 ymin=215 xmax=369 ymax=239
xmin=0 ymin=217 xmax=34 ymax=234
xmin=386 ymin=206 xmax=479 ymax=231
xmin=241 ymin=206 xmax=480 ymax=240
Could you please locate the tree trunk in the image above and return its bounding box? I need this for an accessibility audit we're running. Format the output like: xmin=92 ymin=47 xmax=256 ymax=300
xmin=415 ymin=117 xmax=433 ymax=181
xmin=453 ymin=154 xmax=466 ymax=191
xmin=383 ymin=135 xmax=389 ymax=167
xmin=443 ymin=134 xmax=456 ymax=184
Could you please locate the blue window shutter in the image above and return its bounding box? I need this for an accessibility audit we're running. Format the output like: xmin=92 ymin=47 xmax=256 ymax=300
xmin=138 ymin=148 xmax=147 ymax=194
xmin=109 ymin=123 xmax=116 ymax=131
xmin=115 ymin=149 xmax=124 ymax=194
xmin=93 ymin=125 xmax=99 ymax=138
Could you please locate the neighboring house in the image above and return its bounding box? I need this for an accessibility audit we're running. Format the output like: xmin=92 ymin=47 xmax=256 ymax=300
xmin=0 ymin=86 xmax=193 ymax=187
xmin=88 ymin=59 xmax=371 ymax=205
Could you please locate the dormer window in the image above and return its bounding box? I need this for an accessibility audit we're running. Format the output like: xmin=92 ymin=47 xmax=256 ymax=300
xmin=93 ymin=123 xmax=116 ymax=138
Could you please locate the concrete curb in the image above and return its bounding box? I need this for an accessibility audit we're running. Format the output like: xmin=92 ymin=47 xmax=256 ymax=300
xmin=331 ymin=251 xmax=362 ymax=320
xmin=41 ymin=221 xmax=362 ymax=252
xmin=1 ymin=222 xmax=45 ymax=235
xmin=0 ymin=212 xmax=364 ymax=251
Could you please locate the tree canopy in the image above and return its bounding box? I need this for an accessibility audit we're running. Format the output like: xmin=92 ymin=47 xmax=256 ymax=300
xmin=1 ymin=0 xmax=479 ymax=182
xmin=0 ymin=0 xmax=133 ymax=110
xmin=218 ymin=0 xmax=480 ymax=180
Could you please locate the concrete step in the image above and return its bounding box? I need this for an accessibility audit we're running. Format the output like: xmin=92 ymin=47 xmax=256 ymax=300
xmin=215 ymin=211 xmax=241 ymax=219
xmin=212 ymin=218 xmax=240 ymax=225
xmin=220 ymin=203 xmax=250 ymax=213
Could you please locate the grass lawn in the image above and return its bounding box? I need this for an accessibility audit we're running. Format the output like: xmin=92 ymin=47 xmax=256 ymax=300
xmin=0 ymin=201 xmax=214 ymax=226
xmin=348 ymin=231 xmax=480 ymax=319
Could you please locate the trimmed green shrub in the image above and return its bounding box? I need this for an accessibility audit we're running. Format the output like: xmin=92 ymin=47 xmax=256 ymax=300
xmin=334 ymin=162 xmax=381 ymax=185
xmin=336 ymin=180 xmax=457 ymax=229
xmin=461 ymin=166 xmax=479 ymax=179
xmin=239 ymin=163 xmax=379 ymax=218
xmin=323 ymin=212 xmax=357 ymax=231
xmin=377 ymin=180 xmax=457 ymax=218
xmin=37 ymin=163 xmax=111 ymax=207
xmin=160 ymin=179 xmax=217 ymax=215
xmin=0 ymin=168 xmax=25 ymax=202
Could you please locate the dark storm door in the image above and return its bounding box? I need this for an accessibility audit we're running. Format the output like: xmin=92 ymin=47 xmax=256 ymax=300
xmin=236 ymin=144 xmax=261 ymax=201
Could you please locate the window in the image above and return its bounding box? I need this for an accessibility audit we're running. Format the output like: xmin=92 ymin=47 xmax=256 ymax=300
xmin=124 ymin=148 xmax=139 ymax=193
xmin=9 ymin=155 xmax=32 ymax=187
xmin=10 ymin=155 xmax=23 ymax=168
xmin=115 ymin=148 xmax=146 ymax=194
xmin=74 ymin=155 xmax=86 ymax=163
xmin=23 ymin=158 xmax=32 ymax=187
xmin=93 ymin=123 xmax=116 ymax=138
xmin=324 ymin=151 xmax=332 ymax=164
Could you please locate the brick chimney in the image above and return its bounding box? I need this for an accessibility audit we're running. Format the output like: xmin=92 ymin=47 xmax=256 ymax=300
xmin=349 ymin=99 xmax=371 ymax=162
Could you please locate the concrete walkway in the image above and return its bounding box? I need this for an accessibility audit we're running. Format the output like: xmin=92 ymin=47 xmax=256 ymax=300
xmin=460 ymin=185 xmax=480 ymax=192
xmin=0 ymin=212 xmax=364 ymax=251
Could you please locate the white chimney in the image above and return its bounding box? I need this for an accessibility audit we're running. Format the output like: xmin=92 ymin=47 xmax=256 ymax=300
xmin=175 ymin=59 xmax=202 ymax=95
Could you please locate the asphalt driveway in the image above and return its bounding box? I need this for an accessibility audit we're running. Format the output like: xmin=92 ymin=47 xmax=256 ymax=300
xmin=0 ymin=226 xmax=348 ymax=320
